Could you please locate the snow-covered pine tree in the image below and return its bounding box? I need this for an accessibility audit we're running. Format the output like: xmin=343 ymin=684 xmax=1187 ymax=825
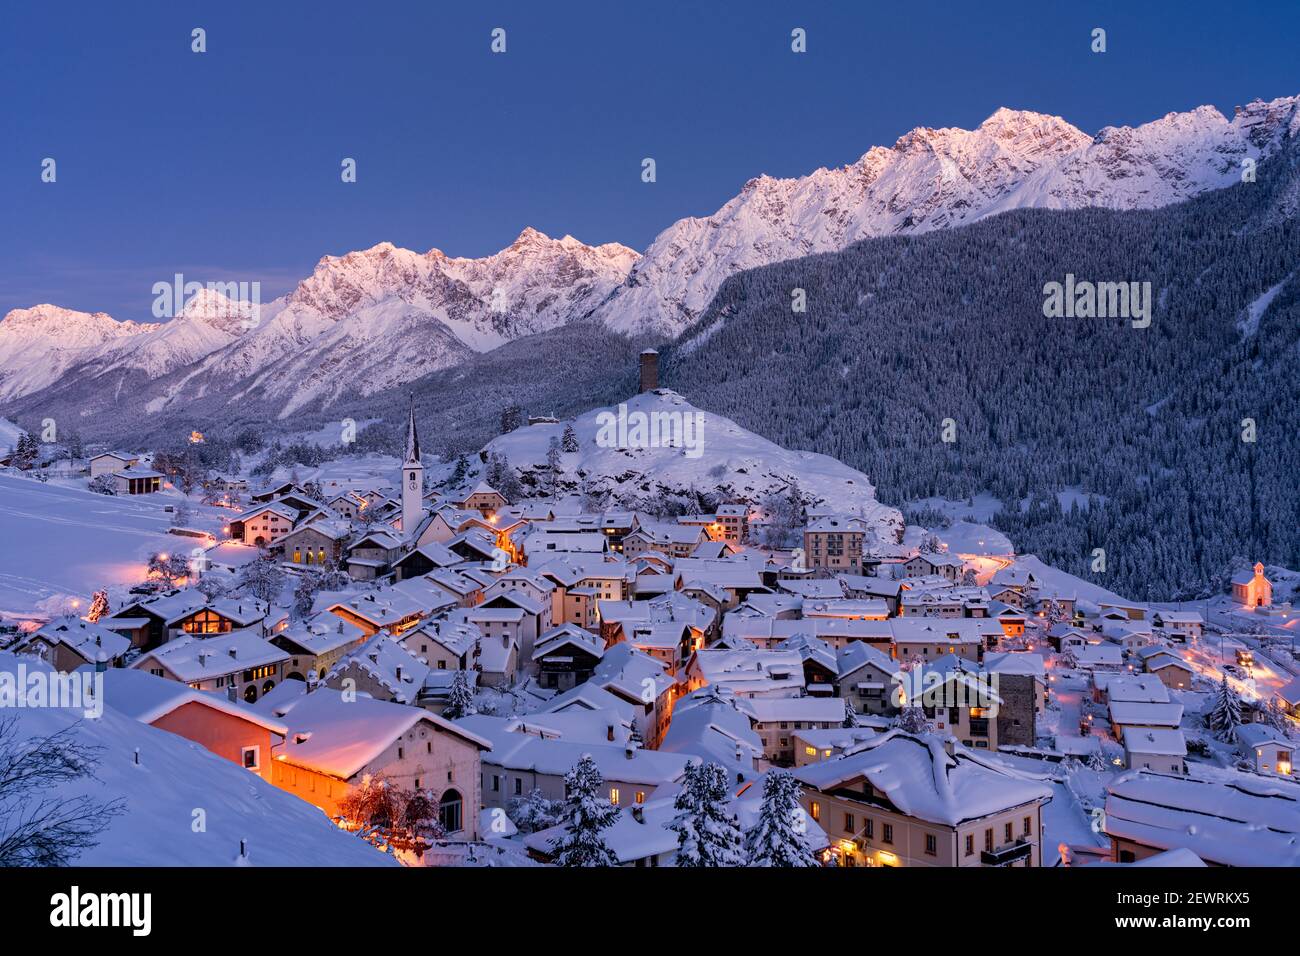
xmin=86 ymin=589 xmax=110 ymax=623
xmin=442 ymin=670 xmax=476 ymax=720
xmin=236 ymin=552 xmax=285 ymax=606
xmin=670 ymin=761 xmax=743 ymax=867
xmin=561 ymin=423 xmax=579 ymax=453
xmin=508 ymin=788 xmax=561 ymax=833
xmin=551 ymin=754 xmax=620 ymax=867
xmin=1206 ymin=676 xmax=1242 ymax=741
xmin=892 ymin=705 xmax=932 ymax=734
xmin=841 ymin=696 xmax=858 ymax=728
xmin=744 ymin=769 xmax=818 ymax=867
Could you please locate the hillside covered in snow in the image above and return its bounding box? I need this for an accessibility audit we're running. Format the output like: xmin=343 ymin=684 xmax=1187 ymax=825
xmin=0 ymin=653 xmax=394 ymax=867
xmin=482 ymin=388 xmax=903 ymax=540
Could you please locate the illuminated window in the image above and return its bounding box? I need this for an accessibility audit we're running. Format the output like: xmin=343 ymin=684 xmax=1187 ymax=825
xmin=610 ymin=788 xmax=620 ymax=805
xmin=805 ymin=746 xmax=817 ymax=757
xmin=810 ymin=801 xmax=820 ymax=822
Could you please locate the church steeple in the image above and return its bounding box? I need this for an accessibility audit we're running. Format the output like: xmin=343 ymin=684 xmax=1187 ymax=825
xmin=404 ymin=394 xmax=421 ymax=465
xmin=401 ymin=394 xmax=424 ymax=540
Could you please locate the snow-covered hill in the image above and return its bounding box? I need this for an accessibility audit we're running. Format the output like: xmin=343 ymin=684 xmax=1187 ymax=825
xmin=592 ymin=96 xmax=1300 ymax=335
xmin=0 ymin=652 xmax=394 ymax=867
xmin=483 ymin=388 xmax=903 ymax=540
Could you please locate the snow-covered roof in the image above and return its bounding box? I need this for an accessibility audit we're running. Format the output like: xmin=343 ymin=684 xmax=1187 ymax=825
xmin=1105 ymin=770 xmax=1300 ymax=867
xmin=1108 ymin=700 xmax=1184 ymax=728
xmin=81 ymin=666 xmax=288 ymax=736
xmin=1122 ymin=727 xmax=1187 ymax=757
xmin=132 ymin=630 xmax=289 ymax=682
xmin=474 ymin=734 xmax=689 ymax=786
xmin=738 ymin=696 xmax=845 ymax=724
xmin=1236 ymin=723 xmax=1294 ymax=748
xmin=325 ymin=634 xmax=428 ymax=705
xmin=327 ymin=588 xmax=425 ymax=627
xmin=659 ymin=687 xmax=763 ymax=779
xmin=533 ymin=624 xmax=605 ymax=662
xmin=275 ymin=686 xmax=490 ymax=780
xmin=982 ymin=652 xmax=1046 ymax=679
xmin=794 ymin=730 xmax=1052 ymax=826
xmin=273 ymin=613 xmax=369 ymax=658
xmin=590 ymin=642 xmax=675 ymax=704
xmin=1096 ymin=673 xmax=1170 ymax=704
xmin=25 ymin=616 xmax=130 ymax=662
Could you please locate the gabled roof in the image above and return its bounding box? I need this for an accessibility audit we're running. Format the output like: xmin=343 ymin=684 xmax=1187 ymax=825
xmin=24 ymin=616 xmax=130 ymax=661
xmin=1105 ymin=769 xmax=1300 ymax=866
xmin=794 ymin=730 xmax=1052 ymax=826
xmin=533 ymin=624 xmax=605 ymax=662
xmin=79 ymin=666 xmax=288 ymax=736
xmin=274 ymin=687 xmax=490 ymax=780
xmin=325 ymin=634 xmax=429 ymax=705
xmin=131 ymin=630 xmax=289 ymax=682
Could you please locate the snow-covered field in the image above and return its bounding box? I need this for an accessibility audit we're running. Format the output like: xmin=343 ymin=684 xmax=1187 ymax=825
xmin=0 ymin=474 xmax=216 ymax=616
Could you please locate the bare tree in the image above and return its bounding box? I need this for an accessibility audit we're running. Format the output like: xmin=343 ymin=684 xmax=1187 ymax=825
xmin=0 ymin=717 xmax=125 ymax=866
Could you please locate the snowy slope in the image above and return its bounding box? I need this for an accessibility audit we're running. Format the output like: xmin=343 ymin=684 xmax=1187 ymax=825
xmin=483 ymin=388 xmax=903 ymax=540
xmin=593 ymin=96 xmax=1300 ymax=335
xmin=0 ymin=652 xmax=394 ymax=867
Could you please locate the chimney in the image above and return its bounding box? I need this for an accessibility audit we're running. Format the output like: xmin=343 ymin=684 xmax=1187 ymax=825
xmin=607 ymin=724 xmax=616 ymax=742
xmin=396 ymin=665 xmax=403 ymax=682
xmin=228 ymin=647 xmax=237 ymax=659
xmin=95 ymin=651 xmax=108 ymax=673
xmin=631 ymin=805 xmax=644 ymax=823
xmin=227 ymin=684 xmax=237 ymax=702
xmin=639 ymin=349 xmax=659 ymax=393
xmin=625 ymin=744 xmax=635 ymax=760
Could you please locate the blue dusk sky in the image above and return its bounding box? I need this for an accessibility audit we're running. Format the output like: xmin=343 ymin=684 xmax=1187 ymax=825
xmin=3 ymin=0 xmax=1299 ymax=319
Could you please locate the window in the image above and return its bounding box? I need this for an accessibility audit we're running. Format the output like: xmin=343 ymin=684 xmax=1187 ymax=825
xmin=241 ymin=746 xmax=259 ymax=771
xmin=985 ymin=829 xmax=993 ymax=852
xmin=610 ymin=788 xmax=620 ymax=805
xmin=864 ymin=819 xmax=873 ymax=840
xmin=925 ymin=834 xmax=937 ymax=856
xmin=1004 ymin=822 xmax=1013 ymax=843
xmin=882 ymin=824 xmax=893 ymax=845
xmin=492 ymin=775 xmax=500 ymax=792
xmin=635 ymin=791 xmax=645 ymax=805
xmin=805 ymin=746 xmax=817 ymax=757
xmin=810 ymin=801 xmax=820 ymax=822
xmin=514 ymin=778 xmax=523 ymax=796
xmin=1023 ymin=816 xmax=1032 ymax=837
xmin=438 ymin=789 xmax=463 ymax=833
xmin=965 ymin=834 xmax=974 ymax=857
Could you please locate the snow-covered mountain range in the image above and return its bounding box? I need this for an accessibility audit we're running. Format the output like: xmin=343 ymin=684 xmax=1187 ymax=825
xmin=592 ymin=96 xmax=1300 ymax=335
xmin=2 ymin=93 xmax=1297 ymax=419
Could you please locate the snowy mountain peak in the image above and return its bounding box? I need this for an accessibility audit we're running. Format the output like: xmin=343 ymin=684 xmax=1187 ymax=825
xmin=592 ymin=92 xmax=1300 ymax=336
